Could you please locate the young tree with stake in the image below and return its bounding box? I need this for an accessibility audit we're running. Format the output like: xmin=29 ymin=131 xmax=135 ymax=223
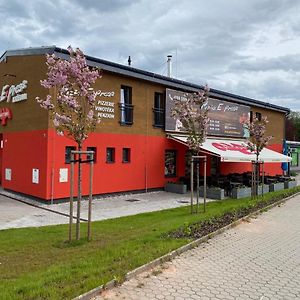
xmin=36 ymin=46 xmax=101 ymax=240
xmin=242 ymin=116 xmax=273 ymax=196
xmin=171 ymin=85 xmax=210 ymax=213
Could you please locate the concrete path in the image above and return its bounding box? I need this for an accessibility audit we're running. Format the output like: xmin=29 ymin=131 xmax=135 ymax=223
xmin=0 ymin=194 xmax=69 ymax=230
xmin=96 ymin=195 xmax=300 ymax=300
xmin=0 ymin=190 xmax=210 ymax=230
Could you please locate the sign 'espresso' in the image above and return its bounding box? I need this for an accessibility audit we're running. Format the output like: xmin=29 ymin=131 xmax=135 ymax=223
xmin=0 ymin=80 xmax=28 ymax=103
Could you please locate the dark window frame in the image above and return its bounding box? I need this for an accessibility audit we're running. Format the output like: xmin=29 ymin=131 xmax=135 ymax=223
xmin=165 ymin=149 xmax=177 ymax=178
xmin=255 ymin=112 xmax=262 ymax=121
xmin=87 ymin=146 xmax=97 ymax=163
xmin=120 ymin=85 xmax=134 ymax=126
xmin=106 ymin=147 xmax=115 ymax=163
xmin=122 ymin=148 xmax=131 ymax=163
xmin=65 ymin=146 xmax=76 ymax=164
xmin=153 ymin=92 xmax=165 ymax=128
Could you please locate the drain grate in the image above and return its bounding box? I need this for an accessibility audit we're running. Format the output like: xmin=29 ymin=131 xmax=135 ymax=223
xmin=125 ymin=199 xmax=140 ymax=202
xmin=177 ymin=200 xmax=189 ymax=203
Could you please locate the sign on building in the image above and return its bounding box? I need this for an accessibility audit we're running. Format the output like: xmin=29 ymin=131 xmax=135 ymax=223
xmin=165 ymin=89 xmax=250 ymax=138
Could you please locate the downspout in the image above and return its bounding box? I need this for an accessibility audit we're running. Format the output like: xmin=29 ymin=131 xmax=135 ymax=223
xmin=145 ymin=89 xmax=149 ymax=192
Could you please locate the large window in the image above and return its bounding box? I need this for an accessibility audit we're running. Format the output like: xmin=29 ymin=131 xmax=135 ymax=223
xmin=165 ymin=150 xmax=177 ymax=177
xmin=65 ymin=146 xmax=76 ymax=164
xmin=106 ymin=147 xmax=115 ymax=163
xmin=119 ymin=85 xmax=133 ymax=125
xmin=153 ymin=92 xmax=165 ymax=128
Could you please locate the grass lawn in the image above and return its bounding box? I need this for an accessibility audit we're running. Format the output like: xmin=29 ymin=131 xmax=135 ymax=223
xmin=1 ymin=187 xmax=299 ymax=300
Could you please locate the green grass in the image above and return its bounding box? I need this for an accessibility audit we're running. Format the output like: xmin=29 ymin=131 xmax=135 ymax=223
xmin=1 ymin=186 xmax=299 ymax=300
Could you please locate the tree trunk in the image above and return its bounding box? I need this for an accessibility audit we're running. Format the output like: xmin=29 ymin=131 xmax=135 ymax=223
xmin=76 ymin=143 xmax=82 ymax=240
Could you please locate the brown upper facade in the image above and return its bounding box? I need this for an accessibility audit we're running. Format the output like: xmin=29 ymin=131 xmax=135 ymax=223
xmin=0 ymin=46 xmax=289 ymax=143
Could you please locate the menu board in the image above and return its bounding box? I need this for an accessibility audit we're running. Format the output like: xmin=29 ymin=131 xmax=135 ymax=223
xmin=165 ymin=89 xmax=250 ymax=138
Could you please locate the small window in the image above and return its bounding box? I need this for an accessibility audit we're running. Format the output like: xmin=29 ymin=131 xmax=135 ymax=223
xmin=165 ymin=150 xmax=177 ymax=177
xmin=122 ymin=148 xmax=131 ymax=163
xmin=106 ymin=147 xmax=115 ymax=163
xmin=153 ymin=92 xmax=165 ymax=128
xmin=87 ymin=147 xmax=97 ymax=163
xmin=255 ymin=112 xmax=262 ymax=121
xmin=65 ymin=146 xmax=76 ymax=164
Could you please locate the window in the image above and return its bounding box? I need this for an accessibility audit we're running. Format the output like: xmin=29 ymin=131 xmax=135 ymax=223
xmin=122 ymin=148 xmax=131 ymax=163
xmin=255 ymin=112 xmax=262 ymax=121
xmin=250 ymin=111 xmax=253 ymax=122
xmin=165 ymin=150 xmax=177 ymax=177
xmin=119 ymin=85 xmax=133 ymax=125
xmin=153 ymin=92 xmax=165 ymax=128
xmin=87 ymin=147 xmax=97 ymax=163
xmin=65 ymin=146 xmax=76 ymax=164
xmin=106 ymin=147 xmax=115 ymax=163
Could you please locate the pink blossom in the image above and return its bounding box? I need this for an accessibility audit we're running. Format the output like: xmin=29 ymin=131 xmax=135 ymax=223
xmin=171 ymin=87 xmax=210 ymax=154
xmin=242 ymin=116 xmax=273 ymax=160
xmin=36 ymin=46 xmax=101 ymax=144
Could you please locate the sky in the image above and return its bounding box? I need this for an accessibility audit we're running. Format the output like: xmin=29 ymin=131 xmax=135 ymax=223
xmin=1 ymin=0 xmax=300 ymax=110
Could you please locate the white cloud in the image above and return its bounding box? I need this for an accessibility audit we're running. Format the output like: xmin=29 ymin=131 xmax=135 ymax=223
xmin=1 ymin=0 xmax=300 ymax=109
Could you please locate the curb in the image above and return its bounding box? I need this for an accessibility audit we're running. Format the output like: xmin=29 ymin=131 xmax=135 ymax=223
xmin=73 ymin=190 xmax=300 ymax=300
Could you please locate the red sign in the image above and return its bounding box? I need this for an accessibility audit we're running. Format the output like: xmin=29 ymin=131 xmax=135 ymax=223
xmin=212 ymin=142 xmax=252 ymax=155
xmin=0 ymin=108 xmax=12 ymax=126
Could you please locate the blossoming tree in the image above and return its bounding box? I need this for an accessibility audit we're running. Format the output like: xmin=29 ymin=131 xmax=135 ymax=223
xmin=36 ymin=46 xmax=101 ymax=240
xmin=171 ymin=86 xmax=210 ymax=155
xmin=171 ymin=85 xmax=210 ymax=213
xmin=243 ymin=116 xmax=273 ymax=196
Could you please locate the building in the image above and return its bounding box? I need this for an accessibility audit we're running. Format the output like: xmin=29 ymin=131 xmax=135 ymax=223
xmin=286 ymin=141 xmax=300 ymax=173
xmin=0 ymin=46 xmax=291 ymax=201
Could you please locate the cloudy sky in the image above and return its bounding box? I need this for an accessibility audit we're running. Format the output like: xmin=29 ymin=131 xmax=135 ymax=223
xmin=1 ymin=0 xmax=300 ymax=110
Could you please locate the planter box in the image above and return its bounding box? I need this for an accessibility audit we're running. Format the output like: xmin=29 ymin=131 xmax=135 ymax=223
xmin=284 ymin=180 xmax=297 ymax=189
xmin=231 ymin=187 xmax=251 ymax=199
xmin=269 ymin=182 xmax=284 ymax=192
xmin=257 ymin=184 xmax=270 ymax=195
xmin=165 ymin=183 xmax=187 ymax=194
xmin=199 ymin=186 xmax=225 ymax=200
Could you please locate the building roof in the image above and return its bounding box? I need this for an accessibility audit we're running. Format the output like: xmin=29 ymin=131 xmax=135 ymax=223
xmin=0 ymin=46 xmax=290 ymax=114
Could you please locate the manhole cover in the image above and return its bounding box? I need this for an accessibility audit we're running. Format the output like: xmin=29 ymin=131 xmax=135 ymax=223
xmin=125 ymin=199 xmax=140 ymax=202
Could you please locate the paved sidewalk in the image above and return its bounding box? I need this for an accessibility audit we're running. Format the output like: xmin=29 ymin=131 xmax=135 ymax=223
xmin=0 ymin=194 xmax=68 ymax=230
xmin=96 ymin=195 xmax=300 ymax=300
xmin=0 ymin=190 xmax=211 ymax=230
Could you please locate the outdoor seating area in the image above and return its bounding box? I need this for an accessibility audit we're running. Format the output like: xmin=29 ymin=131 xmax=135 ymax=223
xmin=168 ymin=173 xmax=297 ymax=199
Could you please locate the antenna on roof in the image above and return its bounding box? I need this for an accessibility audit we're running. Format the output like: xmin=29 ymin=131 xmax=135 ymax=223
xmin=128 ymin=56 xmax=131 ymax=66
